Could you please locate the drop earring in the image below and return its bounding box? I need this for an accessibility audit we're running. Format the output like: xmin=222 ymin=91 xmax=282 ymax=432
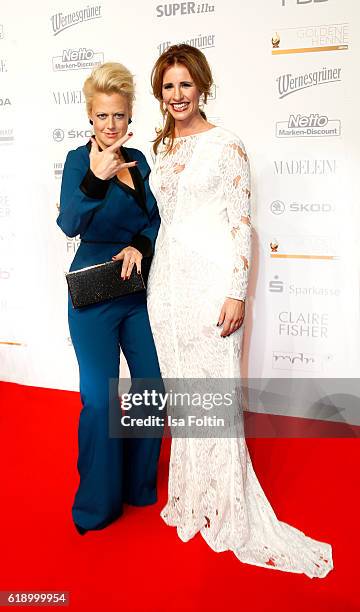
xmin=89 ymin=119 xmax=93 ymax=125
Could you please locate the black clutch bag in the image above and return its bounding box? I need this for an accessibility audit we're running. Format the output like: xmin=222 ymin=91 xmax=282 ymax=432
xmin=66 ymin=260 xmax=146 ymax=309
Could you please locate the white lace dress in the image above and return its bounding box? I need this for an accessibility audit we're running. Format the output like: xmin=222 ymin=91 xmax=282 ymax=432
xmin=147 ymin=126 xmax=333 ymax=578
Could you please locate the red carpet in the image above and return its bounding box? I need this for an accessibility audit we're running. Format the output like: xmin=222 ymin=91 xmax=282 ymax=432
xmin=0 ymin=381 xmax=358 ymax=611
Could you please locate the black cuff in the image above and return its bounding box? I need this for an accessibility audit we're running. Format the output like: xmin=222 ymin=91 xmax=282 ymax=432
xmin=130 ymin=234 xmax=153 ymax=257
xmin=80 ymin=168 xmax=110 ymax=200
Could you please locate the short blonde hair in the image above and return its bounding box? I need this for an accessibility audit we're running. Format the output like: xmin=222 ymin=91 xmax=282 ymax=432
xmin=83 ymin=62 xmax=135 ymax=114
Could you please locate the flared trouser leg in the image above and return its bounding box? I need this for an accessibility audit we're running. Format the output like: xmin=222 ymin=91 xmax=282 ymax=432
xmin=68 ymin=293 xmax=162 ymax=531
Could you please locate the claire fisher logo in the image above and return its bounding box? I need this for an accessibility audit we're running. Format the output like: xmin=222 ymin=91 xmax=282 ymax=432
xmin=0 ymin=59 xmax=7 ymax=72
xmin=276 ymin=67 xmax=341 ymax=99
xmin=272 ymin=23 xmax=349 ymax=55
xmin=51 ymin=4 xmax=102 ymax=36
xmin=277 ymin=310 xmax=329 ymax=338
xmin=156 ymin=2 xmax=215 ymax=17
xmin=52 ymin=48 xmax=104 ymax=71
xmin=276 ymin=114 xmax=341 ymax=138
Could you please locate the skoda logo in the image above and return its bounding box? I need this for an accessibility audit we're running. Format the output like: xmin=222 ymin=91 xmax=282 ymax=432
xmin=270 ymin=200 xmax=285 ymax=215
xmin=53 ymin=129 xmax=65 ymax=142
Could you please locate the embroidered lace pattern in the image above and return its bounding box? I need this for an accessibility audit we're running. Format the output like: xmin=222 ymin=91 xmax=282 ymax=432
xmin=147 ymin=127 xmax=333 ymax=578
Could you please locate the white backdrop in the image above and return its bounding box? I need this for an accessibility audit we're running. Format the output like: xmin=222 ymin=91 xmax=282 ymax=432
xmin=1 ymin=1 xmax=359 ymax=418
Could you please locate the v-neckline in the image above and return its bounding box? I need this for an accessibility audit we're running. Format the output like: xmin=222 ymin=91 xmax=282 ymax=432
xmin=116 ymin=145 xmax=136 ymax=192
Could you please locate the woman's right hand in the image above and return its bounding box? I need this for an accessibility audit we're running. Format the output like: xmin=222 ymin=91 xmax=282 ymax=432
xmin=89 ymin=133 xmax=137 ymax=180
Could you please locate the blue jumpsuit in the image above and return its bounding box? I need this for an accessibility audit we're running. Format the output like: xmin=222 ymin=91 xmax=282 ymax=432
xmin=57 ymin=141 xmax=162 ymax=531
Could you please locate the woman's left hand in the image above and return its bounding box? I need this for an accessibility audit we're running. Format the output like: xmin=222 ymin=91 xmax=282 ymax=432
xmin=217 ymin=298 xmax=245 ymax=337
xmin=112 ymin=246 xmax=142 ymax=279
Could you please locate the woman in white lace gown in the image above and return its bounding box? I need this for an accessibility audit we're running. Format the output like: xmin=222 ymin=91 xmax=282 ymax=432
xmin=147 ymin=44 xmax=333 ymax=578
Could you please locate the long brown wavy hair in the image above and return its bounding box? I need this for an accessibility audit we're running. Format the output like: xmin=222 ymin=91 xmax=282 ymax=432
xmin=151 ymin=44 xmax=213 ymax=155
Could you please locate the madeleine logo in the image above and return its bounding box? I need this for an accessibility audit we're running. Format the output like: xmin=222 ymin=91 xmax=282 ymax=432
xmin=274 ymin=158 xmax=337 ymax=175
xmin=50 ymin=5 xmax=102 ymax=36
xmin=52 ymin=90 xmax=85 ymax=105
xmin=272 ymin=23 xmax=349 ymax=55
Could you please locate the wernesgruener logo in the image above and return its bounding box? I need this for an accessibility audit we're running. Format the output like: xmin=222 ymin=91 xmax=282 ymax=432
xmin=276 ymin=67 xmax=341 ymax=98
xmin=50 ymin=5 xmax=102 ymax=36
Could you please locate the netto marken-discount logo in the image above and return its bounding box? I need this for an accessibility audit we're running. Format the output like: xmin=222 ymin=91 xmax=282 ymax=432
xmin=50 ymin=5 xmax=102 ymax=36
xmin=52 ymin=48 xmax=104 ymax=71
xmin=276 ymin=67 xmax=341 ymax=99
xmin=276 ymin=114 xmax=341 ymax=138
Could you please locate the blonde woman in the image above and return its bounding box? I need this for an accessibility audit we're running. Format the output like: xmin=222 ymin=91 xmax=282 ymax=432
xmin=147 ymin=44 xmax=333 ymax=577
xmin=57 ymin=62 xmax=162 ymax=535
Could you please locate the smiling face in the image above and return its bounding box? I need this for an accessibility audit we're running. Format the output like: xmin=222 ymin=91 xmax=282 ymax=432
xmin=89 ymin=91 xmax=130 ymax=149
xmin=162 ymin=63 xmax=201 ymax=124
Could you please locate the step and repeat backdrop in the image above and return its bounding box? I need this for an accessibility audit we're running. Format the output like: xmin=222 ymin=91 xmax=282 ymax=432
xmin=1 ymin=0 xmax=359 ymax=421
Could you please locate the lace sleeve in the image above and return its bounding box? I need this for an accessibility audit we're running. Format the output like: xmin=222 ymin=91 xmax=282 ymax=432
xmin=219 ymin=138 xmax=251 ymax=301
